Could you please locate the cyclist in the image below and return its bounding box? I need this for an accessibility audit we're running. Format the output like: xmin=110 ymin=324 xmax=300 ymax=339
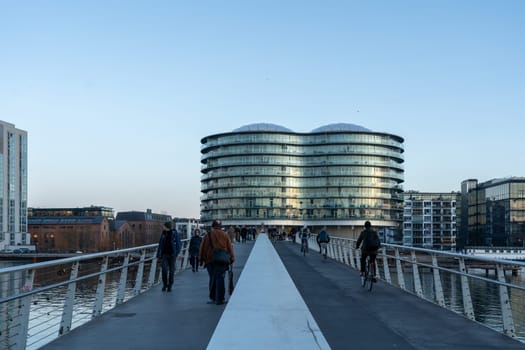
xmin=300 ymin=225 xmax=309 ymax=252
xmin=316 ymin=227 xmax=330 ymax=255
xmin=355 ymin=221 xmax=381 ymax=280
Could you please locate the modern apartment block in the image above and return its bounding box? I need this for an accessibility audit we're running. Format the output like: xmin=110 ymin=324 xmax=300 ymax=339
xmin=402 ymin=191 xmax=459 ymax=250
xmin=461 ymin=177 xmax=525 ymax=247
xmin=0 ymin=121 xmax=28 ymax=251
xmin=200 ymin=123 xmax=404 ymax=238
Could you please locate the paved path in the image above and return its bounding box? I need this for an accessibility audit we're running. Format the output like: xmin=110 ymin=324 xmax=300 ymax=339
xmin=274 ymin=240 xmax=525 ymax=350
xmin=42 ymin=234 xmax=525 ymax=350
xmin=41 ymin=239 xmax=254 ymax=350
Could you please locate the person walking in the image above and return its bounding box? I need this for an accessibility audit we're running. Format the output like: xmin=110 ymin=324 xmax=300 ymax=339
xmin=156 ymin=221 xmax=181 ymax=292
xmin=199 ymin=219 xmax=235 ymax=305
xmin=240 ymin=225 xmax=247 ymax=243
xmin=189 ymin=228 xmax=203 ymax=272
xmin=355 ymin=221 xmax=381 ymax=279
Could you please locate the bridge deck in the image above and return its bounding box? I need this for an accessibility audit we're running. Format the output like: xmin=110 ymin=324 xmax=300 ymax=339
xmin=42 ymin=235 xmax=525 ymax=350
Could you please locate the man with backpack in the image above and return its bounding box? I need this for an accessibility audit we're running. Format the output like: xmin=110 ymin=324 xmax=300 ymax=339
xmin=316 ymin=227 xmax=330 ymax=254
xmin=355 ymin=221 xmax=381 ymax=278
xmin=156 ymin=221 xmax=182 ymax=292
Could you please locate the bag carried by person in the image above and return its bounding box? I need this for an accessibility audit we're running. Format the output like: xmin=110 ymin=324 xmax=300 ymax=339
xmin=213 ymin=249 xmax=231 ymax=265
xmin=209 ymin=232 xmax=231 ymax=265
xmin=364 ymin=230 xmax=381 ymax=251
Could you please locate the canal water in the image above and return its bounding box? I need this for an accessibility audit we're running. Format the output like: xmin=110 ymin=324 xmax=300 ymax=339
xmin=1 ymin=259 xmax=140 ymax=349
xmin=385 ymin=265 xmax=525 ymax=342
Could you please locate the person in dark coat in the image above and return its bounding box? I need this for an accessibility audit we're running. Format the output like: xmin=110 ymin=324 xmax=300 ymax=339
xmin=355 ymin=221 xmax=380 ymax=278
xmin=189 ymin=228 xmax=203 ymax=272
xmin=156 ymin=221 xmax=181 ymax=292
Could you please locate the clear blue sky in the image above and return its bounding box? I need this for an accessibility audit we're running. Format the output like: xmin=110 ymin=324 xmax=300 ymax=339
xmin=1 ymin=1 xmax=524 ymax=218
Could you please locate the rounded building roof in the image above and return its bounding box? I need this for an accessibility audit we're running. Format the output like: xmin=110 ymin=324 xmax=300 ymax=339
xmin=233 ymin=123 xmax=293 ymax=132
xmin=311 ymin=123 xmax=371 ymax=133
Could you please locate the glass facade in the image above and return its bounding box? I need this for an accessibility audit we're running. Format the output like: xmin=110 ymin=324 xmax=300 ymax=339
xmin=466 ymin=178 xmax=525 ymax=247
xmin=200 ymin=123 xmax=404 ymax=231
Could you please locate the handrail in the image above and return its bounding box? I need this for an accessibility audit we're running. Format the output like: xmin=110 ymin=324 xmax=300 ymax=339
xmin=303 ymin=235 xmax=524 ymax=342
xmin=0 ymin=239 xmax=191 ymax=350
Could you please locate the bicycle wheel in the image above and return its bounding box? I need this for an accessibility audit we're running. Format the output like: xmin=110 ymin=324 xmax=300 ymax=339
xmin=361 ymin=257 xmax=368 ymax=288
xmin=368 ymin=262 xmax=375 ymax=292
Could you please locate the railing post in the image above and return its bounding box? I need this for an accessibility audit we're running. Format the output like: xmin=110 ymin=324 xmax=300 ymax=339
xmin=340 ymin=240 xmax=348 ymax=265
xmin=496 ymin=263 xmax=516 ymax=338
xmin=148 ymin=255 xmax=158 ymax=288
xmin=395 ymin=248 xmax=406 ymax=290
xmin=116 ymin=253 xmax=130 ymax=305
xmin=93 ymin=256 xmax=109 ymax=318
xmin=382 ymin=249 xmax=391 ymax=284
xmin=375 ymin=250 xmax=382 ymax=279
xmin=311 ymin=237 xmax=319 ymax=254
xmin=14 ymin=268 xmax=35 ymax=350
xmin=133 ymin=249 xmax=146 ymax=296
xmin=349 ymin=244 xmax=356 ymax=269
xmin=355 ymin=249 xmax=361 ymax=271
xmin=431 ymin=254 xmax=445 ymax=307
xmin=458 ymin=257 xmax=475 ymax=320
xmin=411 ymin=251 xmax=423 ymax=298
xmin=336 ymin=242 xmax=341 ymax=261
xmin=180 ymin=241 xmax=189 ymax=271
xmin=59 ymin=261 xmax=79 ymax=335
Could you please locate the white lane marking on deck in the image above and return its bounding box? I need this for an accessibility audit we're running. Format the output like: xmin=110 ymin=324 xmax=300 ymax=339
xmin=207 ymin=234 xmax=331 ymax=350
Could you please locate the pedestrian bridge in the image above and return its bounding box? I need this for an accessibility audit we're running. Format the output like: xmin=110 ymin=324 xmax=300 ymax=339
xmin=2 ymin=234 xmax=525 ymax=349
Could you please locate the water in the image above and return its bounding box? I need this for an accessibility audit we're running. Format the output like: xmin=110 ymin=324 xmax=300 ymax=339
xmin=1 ymin=259 xmax=149 ymax=350
xmin=386 ymin=265 xmax=525 ymax=341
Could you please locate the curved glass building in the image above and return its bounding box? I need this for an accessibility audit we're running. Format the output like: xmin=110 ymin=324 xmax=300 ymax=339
xmin=200 ymin=123 xmax=404 ymax=237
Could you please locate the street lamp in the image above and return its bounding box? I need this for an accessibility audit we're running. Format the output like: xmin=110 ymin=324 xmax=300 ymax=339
xmin=33 ymin=234 xmax=39 ymax=253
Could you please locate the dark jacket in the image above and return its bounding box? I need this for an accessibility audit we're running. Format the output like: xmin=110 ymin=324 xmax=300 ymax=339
xmin=189 ymin=235 xmax=203 ymax=256
xmin=355 ymin=228 xmax=379 ymax=253
xmin=157 ymin=229 xmax=182 ymax=258
xmin=316 ymin=230 xmax=330 ymax=243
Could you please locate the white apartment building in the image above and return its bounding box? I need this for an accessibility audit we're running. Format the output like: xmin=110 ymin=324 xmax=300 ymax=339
xmin=403 ymin=191 xmax=459 ymax=250
xmin=0 ymin=121 xmax=28 ymax=251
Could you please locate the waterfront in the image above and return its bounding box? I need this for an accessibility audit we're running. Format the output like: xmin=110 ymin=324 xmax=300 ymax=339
xmin=0 ymin=256 xmax=156 ymax=349
xmin=386 ymin=265 xmax=525 ymax=341
xmin=2 ymin=256 xmax=525 ymax=348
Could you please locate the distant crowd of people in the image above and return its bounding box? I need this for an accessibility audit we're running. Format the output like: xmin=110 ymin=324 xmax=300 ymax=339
xmin=156 ymin=219 xmax=380 ymax=303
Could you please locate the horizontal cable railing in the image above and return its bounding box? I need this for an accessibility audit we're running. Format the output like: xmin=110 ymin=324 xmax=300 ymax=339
xmin=0 ymin=238 xmax=191 ymax=350
xmin=302 ymin=235 xmax=525 ymax=342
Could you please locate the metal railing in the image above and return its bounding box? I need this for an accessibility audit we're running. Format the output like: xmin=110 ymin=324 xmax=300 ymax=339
xmin=303 ymin=235 xmax=525 ymax=342
xmin=0 ymin=238 xmax=191 ymax=350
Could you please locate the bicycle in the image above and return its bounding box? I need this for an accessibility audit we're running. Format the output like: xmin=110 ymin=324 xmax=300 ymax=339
xmin=301 ymin=239 xmax=308 ymax=256
xmin=361 ymin=255 xmax=376 ymax=291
